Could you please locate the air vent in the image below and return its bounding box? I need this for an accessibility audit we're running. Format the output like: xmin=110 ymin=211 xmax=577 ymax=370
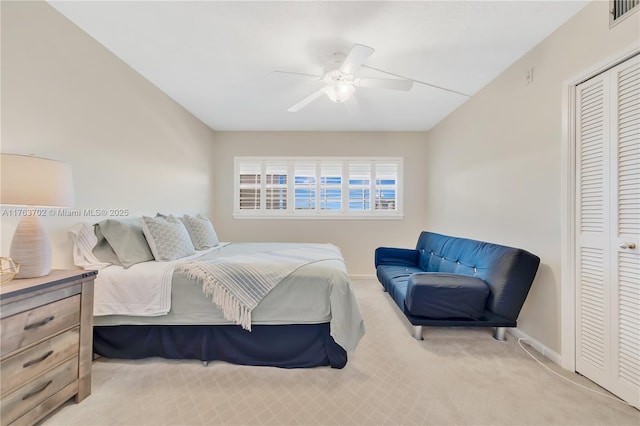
xmin=610 ymin=0 xmax=640 ymax=26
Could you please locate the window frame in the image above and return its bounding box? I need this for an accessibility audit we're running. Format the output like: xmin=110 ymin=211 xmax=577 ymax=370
xmin=234 ymin=156 xmax=404 ymax=220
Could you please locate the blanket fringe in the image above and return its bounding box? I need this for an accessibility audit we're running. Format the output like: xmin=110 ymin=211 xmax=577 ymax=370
xmin=176 ymin=246 xmax=343 ymax=332
xmin=179 ymin=265 xmax=253 ymax=330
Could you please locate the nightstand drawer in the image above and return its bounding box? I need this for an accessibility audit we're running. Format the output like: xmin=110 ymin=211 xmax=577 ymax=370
xmin=1 ymin=328 xmax=80 ymax=396
xmin=0 ymin=270 xmax=95 ymax=425
xmin=0 ymin=295 xmax=80 ymax=358
xmin=0 ymin=357 xmax=78 ymax=425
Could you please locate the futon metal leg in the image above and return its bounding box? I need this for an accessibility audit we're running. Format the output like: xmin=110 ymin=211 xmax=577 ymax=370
xmin=202 ymin=361 xmax=209 ymax=367
xmin=493 ymin=327 xmax=507 ymax=341
xmin=412 ymin=325 xmax=424 ymax=340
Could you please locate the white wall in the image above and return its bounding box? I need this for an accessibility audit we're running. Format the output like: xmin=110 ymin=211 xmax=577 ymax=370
xmin=422 ymin=1 xmax=639 ymax=353
xmin=211 ymin=131 xmax=429 ymax=274
xmin=1 ymin=1 xmax=215 ymax=268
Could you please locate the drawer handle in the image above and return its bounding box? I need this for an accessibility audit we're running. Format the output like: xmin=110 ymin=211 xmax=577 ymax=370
xmin=22 ymin=350 xmax=54 ymax=368
xmin=24 ymin=316 xmax=55 ymax=330
xmin=21 ymin=380 xmax=52 ymax=400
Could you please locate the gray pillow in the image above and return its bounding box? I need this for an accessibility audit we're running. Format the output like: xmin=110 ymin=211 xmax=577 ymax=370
xmin=92 ymin=227 xmax=121 ymax=266
xmin=181 ymin=214 xmax=220 ymax=250
xmin=141 ymin=215 xmax=195 ymax=261
xmin=93 ymin=218 xmax=154 ymax=268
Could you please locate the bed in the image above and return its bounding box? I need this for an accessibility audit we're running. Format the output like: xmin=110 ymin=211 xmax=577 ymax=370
xmin=86 ymin=239 xmax=365 ymax=369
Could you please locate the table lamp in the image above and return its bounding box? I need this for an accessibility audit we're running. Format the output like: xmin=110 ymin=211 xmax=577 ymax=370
xmin=0 ymin=154 xmax=75 ymax=278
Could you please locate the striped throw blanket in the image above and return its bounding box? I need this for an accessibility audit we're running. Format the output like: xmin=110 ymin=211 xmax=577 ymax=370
xmin=175 ymin=244 xmax=344 ymax=330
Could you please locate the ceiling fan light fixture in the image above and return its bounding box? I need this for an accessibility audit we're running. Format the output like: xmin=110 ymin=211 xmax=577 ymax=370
xmin=324 ymin=82 xmax=355 ymax=103
xmin=282 ymin=44 xmax=420 ymax=112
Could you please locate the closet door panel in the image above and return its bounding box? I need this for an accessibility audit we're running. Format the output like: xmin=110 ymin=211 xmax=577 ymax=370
xmin=610 ymin=56 xmax=640 ymax=407
xmin=575 ymin=73 xmax=611 ymax=386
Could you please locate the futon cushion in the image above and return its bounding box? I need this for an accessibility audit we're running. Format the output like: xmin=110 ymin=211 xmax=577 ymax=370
xmin=376 ymin=265 xmax=424 ymax=290
xmin=376 ymin=265 xmax=424 ymax=310
xmin=405 ymin=273 xmax=490 ymax=320
xmin=375 ymin=247 xmax=419 ymax=268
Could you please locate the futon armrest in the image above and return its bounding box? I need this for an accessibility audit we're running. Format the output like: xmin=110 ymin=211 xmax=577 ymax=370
xmin=405 ymin=273 xmax=490 ymax=319
xmin=375 ymin=247 xmax=419 ymax=268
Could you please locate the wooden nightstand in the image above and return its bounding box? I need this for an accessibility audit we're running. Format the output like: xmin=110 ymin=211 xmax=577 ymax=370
xmin=0 ymin=269 xmax=96 ymax=426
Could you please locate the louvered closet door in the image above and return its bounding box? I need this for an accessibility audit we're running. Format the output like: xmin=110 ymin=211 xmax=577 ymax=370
xmin=575 ymin=54 xmax=640 ymax=408
xmin=610 ymin=56 xmax=640 ymax=407
xmin=576 ymin=69 xmax=612 ymax=392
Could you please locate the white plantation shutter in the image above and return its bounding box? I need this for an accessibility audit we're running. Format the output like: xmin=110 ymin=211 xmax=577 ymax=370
xmin=265 ymin=162 xmax=288 ymax=211
xmin=238 ymin=161 xmax=261 ymax=210
xmin=294 ymin=162 xmax=316 ymax=210
xmin=320 ymin=162 xmax=342 ymax=211
xmin=234 ymin=157 xmax=402 ymax=218
xmin=348 ymin=162 xmax=371 ymax=212
xmin=575 ymin=54 xmax=640 ymax=408
xmin=375 ymin=162 xmax=398 ymax=211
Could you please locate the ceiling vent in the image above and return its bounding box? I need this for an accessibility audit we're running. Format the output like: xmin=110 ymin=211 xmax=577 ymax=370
xmin=610 ymin=0 xmax=639 ymax=26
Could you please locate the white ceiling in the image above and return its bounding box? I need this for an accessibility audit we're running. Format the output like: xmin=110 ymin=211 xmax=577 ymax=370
xmin=49 ymin=1 xmax=589 ymax=131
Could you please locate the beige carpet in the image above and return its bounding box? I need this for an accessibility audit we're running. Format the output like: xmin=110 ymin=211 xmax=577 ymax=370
xmin=44 ymin=279 xmax=639 ymax=426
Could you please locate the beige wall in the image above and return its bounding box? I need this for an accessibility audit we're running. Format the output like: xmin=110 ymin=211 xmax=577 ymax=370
xmin=4 ymin=0 xmax=637 ymax=357
xmin=423 ymin=1 xmax=639 ymax=353
xmin=1 ymin=1 xmax=215 ymax=268
xmin=211 ymin=131 xmax=428 ymax=274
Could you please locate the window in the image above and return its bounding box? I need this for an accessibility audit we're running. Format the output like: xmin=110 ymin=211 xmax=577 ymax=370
xmin=238 ymin=161 xmax=261 ymax=210
xmin=294 ymin=162 xmax=316 ymax=210
xmin=320 ymin=162 xmax=342 ymax=211
xmin=234 ymin=157 xmax=403 ymax=219
xmin=265 ymin=162 xmax=287 ymax=210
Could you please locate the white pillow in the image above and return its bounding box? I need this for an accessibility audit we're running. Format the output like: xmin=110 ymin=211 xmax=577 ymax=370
xmin=141 ymin=215 xmax=195 ymax=261
xmin=181 ymin=214 xmax=220 ymax=250
xmin=68 ymin=223 xmax=111 ymax=269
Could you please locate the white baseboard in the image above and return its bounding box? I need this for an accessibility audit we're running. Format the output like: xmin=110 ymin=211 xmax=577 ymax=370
xmin=507 ymin=327 xmax=563 ymax=366
xmin=349 ymin=274 xmax=376 ymax=280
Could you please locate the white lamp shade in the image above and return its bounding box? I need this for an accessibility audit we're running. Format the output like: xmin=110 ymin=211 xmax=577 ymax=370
xmin=1 ymin=154 xmax=75 ymax=278
xmin=1 ymin=154 xmax=75 ymax=207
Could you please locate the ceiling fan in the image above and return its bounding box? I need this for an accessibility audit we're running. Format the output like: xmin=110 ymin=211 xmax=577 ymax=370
xmin=272 ymin=44 xmax=414 ymax=112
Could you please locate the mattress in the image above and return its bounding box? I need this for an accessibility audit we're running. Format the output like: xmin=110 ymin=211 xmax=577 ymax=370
xmin=93 ymin=242 xmax=365 ymax=352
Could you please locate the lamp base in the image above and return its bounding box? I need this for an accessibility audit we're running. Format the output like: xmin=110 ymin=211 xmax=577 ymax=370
xmin=10 ymin=215 xmax=52 ymax=278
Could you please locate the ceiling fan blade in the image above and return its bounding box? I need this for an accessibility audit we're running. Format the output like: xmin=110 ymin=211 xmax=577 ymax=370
xmin=270 ymin=71 xmax=322 ymax=81
xmin=356 ymin=78 xmax=414 ymax=91
xmin=340 ymin=44 xmax=375 ymax=74
xmin=287 ymin=89 xmax=326 ymax=112
xmin=361 ymin=64 xmax=471 ymax=97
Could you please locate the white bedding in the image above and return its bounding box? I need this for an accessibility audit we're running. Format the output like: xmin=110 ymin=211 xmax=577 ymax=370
xmin=93 ymin=244 xmax=229 ymax=317
xmin=92 ymin=242 xmax=365 ymax=352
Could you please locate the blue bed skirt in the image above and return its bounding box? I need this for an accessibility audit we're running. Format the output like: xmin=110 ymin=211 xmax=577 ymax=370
xmin=93 ymin=323 xmax=348 ymax=369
